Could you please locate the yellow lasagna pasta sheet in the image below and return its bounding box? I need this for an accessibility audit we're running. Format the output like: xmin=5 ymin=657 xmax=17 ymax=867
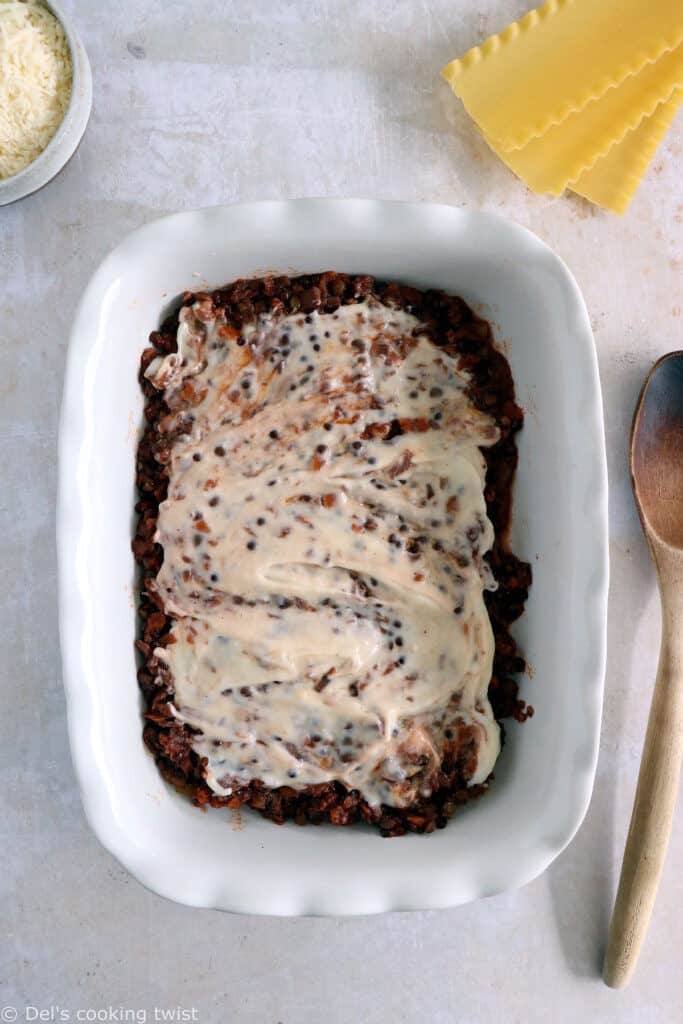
xmin=482 ymin=43 xmax=683 ymax=196
xmin=571 ymin=90 xmax=682 ymax=214
xmin=442 ymin=0 xmax=683 ymax=152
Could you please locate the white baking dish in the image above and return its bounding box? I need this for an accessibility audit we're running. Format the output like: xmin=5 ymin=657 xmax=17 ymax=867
xmin=58 ymin=200 xmax=608 ymax=915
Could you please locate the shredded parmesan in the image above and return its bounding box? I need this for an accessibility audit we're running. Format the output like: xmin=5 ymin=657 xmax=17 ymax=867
xmin=0 ymin=1 xmax=72 ymax=180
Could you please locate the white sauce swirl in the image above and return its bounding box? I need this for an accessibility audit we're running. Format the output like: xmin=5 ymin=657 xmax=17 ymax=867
xmin=146 ymin=295 xmax=501 ymax=808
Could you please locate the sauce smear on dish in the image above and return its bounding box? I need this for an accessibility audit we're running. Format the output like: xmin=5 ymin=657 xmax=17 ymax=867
xmin=146 ymin=296 xmax=503 ymax=808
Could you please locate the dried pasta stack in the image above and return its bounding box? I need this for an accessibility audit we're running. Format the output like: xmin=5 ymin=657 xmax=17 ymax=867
xmin=442 ymin=0 xmax=683 ymax=213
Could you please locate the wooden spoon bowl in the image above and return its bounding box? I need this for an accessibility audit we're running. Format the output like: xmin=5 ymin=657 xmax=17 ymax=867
xmin=603 ymin=351 xmax=683 ymax=988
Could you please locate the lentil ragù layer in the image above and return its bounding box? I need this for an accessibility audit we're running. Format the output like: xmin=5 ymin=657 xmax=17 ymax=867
xmin=133 ymin=272 xmax=532 ymax=836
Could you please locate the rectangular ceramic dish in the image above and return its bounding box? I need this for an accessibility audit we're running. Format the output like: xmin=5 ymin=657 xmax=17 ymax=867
xmin=57 ymin=199 xmax=608 ymax=915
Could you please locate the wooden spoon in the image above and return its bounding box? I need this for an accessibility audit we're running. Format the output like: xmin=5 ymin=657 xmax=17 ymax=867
xmin=603 ymin=351 xmax=683 ymax=988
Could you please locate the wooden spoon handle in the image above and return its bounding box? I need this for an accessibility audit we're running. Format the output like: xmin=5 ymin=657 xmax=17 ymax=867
xmin=603 ymin=581 xmax=683 ymax=988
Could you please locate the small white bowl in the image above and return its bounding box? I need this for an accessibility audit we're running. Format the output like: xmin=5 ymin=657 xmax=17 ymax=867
xmin=58 ymin=200 xmax=609 ymax=915
xmin=0 ymin=0 xmax=92 ymax=206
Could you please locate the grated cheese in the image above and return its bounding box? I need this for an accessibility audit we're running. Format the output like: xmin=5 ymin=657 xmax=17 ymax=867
xmin=0 ymin=0 xmax=72 ymax=180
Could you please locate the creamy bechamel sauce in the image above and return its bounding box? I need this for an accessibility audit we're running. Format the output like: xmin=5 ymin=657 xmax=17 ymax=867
xmin=146 ymin=295 xmax=502 ymax=808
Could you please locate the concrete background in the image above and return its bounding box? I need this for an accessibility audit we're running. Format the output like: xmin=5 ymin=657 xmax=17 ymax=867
xmin=2 ymin=1 xmax=682 ymax=1021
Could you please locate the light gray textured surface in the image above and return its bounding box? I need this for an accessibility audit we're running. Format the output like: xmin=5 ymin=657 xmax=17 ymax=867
xmin=2 ymin=1 xmax=682 ymax=1021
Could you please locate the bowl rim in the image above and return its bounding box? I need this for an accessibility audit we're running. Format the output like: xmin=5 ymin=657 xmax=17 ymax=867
xmin=57 ymin=199 xmax=609 ymax=915
xmin=0 ymin=0 xmax=92 ymax=204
